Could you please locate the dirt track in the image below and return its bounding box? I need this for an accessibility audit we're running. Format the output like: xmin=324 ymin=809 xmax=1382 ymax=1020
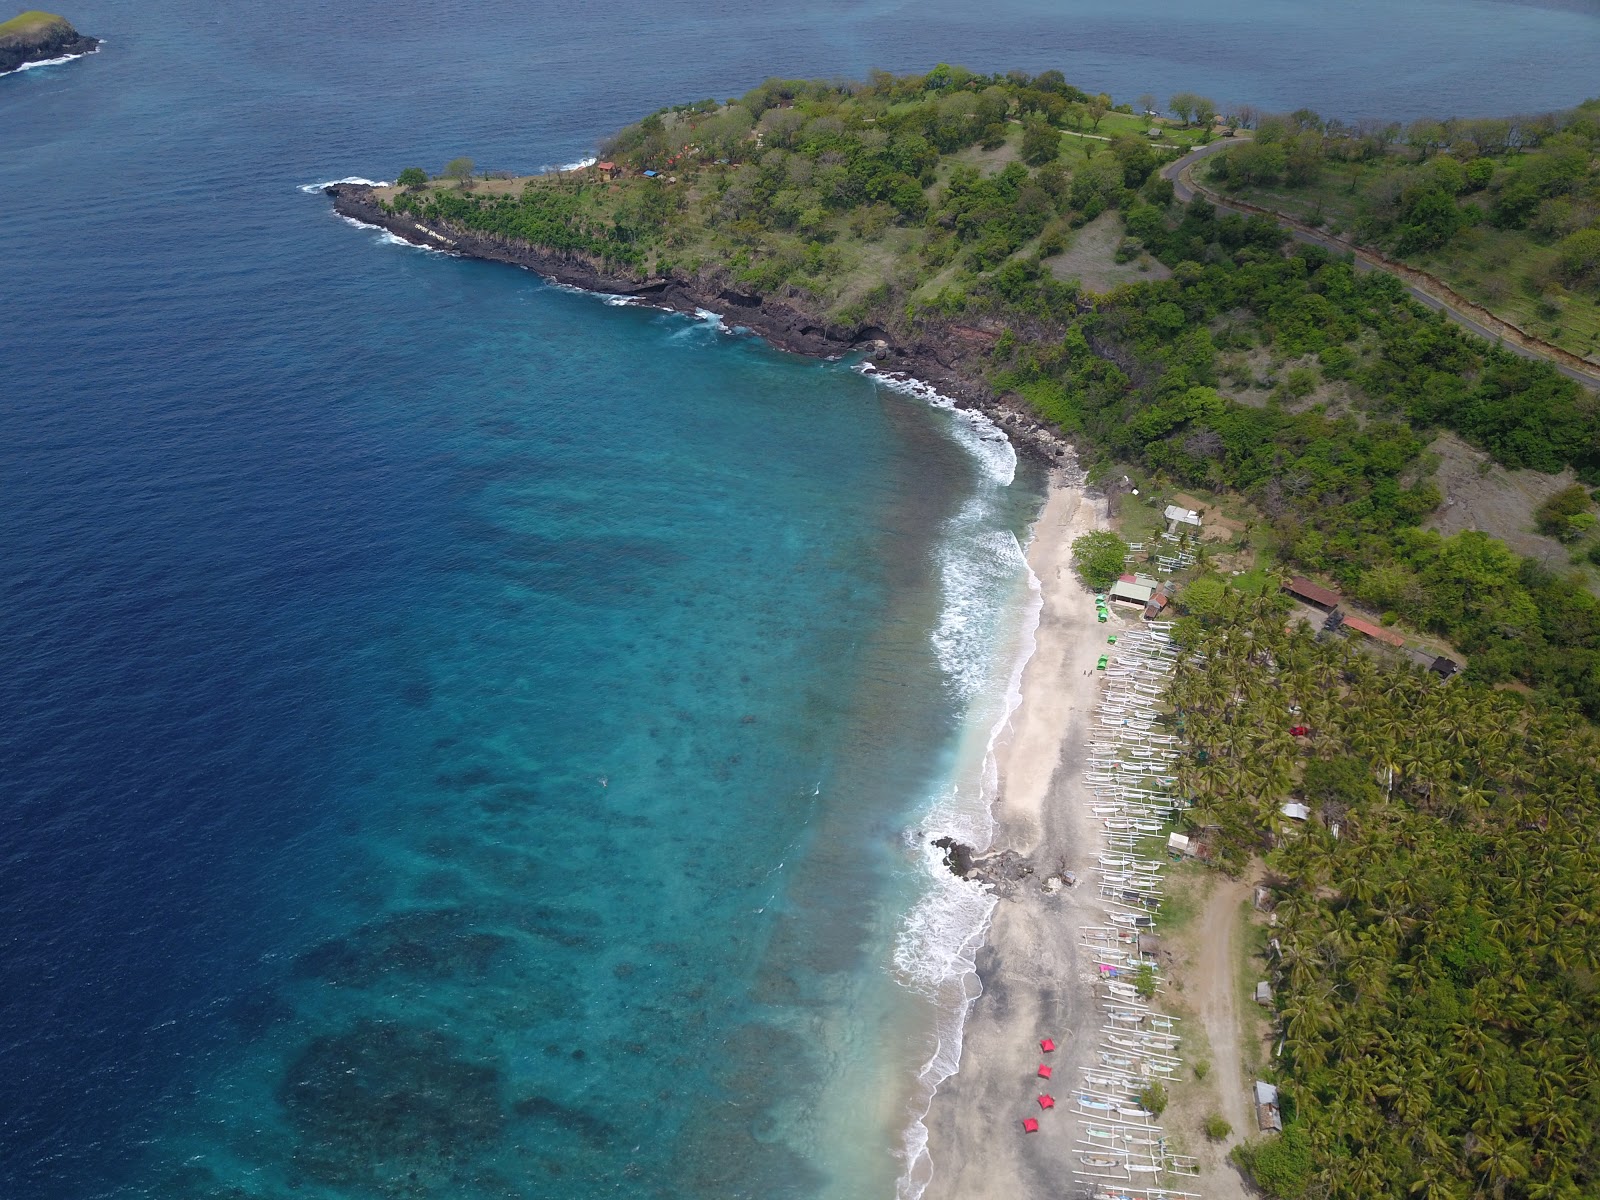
xmin=1162 ymin=143 xmax=1600 ymax=393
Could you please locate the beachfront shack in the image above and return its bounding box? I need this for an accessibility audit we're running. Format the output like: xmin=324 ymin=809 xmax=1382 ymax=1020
xmin=1283 ymin=576 xmax=1341 ymax=611
xmin=1110 ymin=573 xmax=1158 ymax=608
xmin=1163 ymin=504 xmax=1202 ymax=535
xmin=1341 ymin=614 xmax=1404 ymax=649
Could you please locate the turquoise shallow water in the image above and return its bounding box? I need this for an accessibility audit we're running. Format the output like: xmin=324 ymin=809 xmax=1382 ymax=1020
xmin=128 ymin=285 xmax=1046 ymax=1200
xmin=6 ymin=0 xmax=1600 ymax=1197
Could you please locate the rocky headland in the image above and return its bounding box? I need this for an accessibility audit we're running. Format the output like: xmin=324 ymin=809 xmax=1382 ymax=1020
xmin=0 ymin=10 xmax=98 ymax=76
xmin=325 ymin=182 xmax=1081 ymax=468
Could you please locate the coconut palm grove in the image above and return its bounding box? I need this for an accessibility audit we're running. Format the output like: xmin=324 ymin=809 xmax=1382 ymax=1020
xmin=1172 ymin=596 xmax=1600 ymax=1200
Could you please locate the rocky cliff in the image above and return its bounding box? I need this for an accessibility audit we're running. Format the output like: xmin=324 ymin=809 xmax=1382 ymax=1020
xmin=0 ymin=11 xmax=99 ymax=75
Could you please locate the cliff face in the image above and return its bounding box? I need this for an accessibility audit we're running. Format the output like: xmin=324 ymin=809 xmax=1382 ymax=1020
xmin=325 ymin=183 xmax=1080 ymax=465
xmin=0 ymin=13 xmax=99 ymax=75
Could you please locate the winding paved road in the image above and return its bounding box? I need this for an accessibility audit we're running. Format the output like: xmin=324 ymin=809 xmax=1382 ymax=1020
xmin=1161 ymin=141 xmax=1600 ymax=391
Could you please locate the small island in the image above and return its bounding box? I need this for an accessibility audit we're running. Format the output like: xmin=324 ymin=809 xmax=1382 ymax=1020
xmin=0 ymin=10 xmax=98 ymax=76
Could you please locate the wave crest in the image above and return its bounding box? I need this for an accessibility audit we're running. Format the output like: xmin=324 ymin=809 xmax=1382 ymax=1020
xmin=298 ymin=177 xmax=389 ymax=194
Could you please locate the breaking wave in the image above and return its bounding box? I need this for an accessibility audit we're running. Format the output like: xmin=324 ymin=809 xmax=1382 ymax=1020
xmin=298 ymin=177 xmax=388 ymax=194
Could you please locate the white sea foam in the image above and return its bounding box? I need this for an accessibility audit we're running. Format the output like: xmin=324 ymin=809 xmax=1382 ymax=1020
xmin=3 ymin=44 xmax=100 ymax=76
xmin=542 ymin=155 xmax=597 ymax=173
xmin=876 ymin=366 xmax=1046 ymax=1198
xmin=298 ymin=177 xmax=389 ymax=194
xmin=333 ymin=212 xmax=451 ymax=254
xmin=855 ymin=363 xmax=1016 ymax=487
xmin=694 ymin=307 xmax=728 ymax=331
xmin=932 ymin=524 xmax=1029 ymax=702
xmin=893 ymin=545 xmax=1044 ymax=1200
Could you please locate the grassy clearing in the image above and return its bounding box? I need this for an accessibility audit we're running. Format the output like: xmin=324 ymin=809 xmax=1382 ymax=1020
xmin=0 ymin=10 xmax=68 ymax=37
xmin=1157 ymin=861 xmax=1205 ymax=933
xmin=1043 ymin=210 xmax=1171 ymax=293
xmin=1234 ymin=898 xmax=1272 ymax=1080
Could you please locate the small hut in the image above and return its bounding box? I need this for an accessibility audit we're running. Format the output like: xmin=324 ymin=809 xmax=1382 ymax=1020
xmin=1255 ymin=1081 xmax=1283 ymax=1132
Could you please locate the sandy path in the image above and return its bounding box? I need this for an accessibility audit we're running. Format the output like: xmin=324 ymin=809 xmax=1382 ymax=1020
xmin=1196 ymin=882 xmax=1253 ymax=1145
xmin=920 ymin=475 xmax=1110 ymax=1200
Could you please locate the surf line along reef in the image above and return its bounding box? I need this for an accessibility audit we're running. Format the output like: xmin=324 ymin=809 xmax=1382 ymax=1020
xmin=0 ymin=10 xmax=98 ymax=75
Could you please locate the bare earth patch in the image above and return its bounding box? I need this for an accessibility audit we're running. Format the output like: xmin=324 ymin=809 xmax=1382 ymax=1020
xmin=1045 ymin=212 xmax=1171 ymax=294
xmin=1155 ymin=873 xmax=1256 ymax=1200
xmin=1425 ymin=431 xmax=1575 ymax=567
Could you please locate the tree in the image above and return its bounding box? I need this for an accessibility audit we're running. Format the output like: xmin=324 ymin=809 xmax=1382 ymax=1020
xmin=1193 ymin=96 xmax=1219 ymax=128
xmin=1228 ymin=103 xmax=1260 ymax=131
xmin=1138 ymin=92 xmax=1158 ymax=117
xmin=442 ymin=156 xmax=476 ymax=187
xmin=1087 ymin=93 xmax=1110 ymax=132
xmin=1556 ymin=228 xmax=1600 ymax=290
xmin=1535 ymin=484 xmax=1593 ymax=540
xmin=1070 ymin=531 xmax=1129 ymax=590
xmin=1020 ymin=119 xmax=1062 ymax=167
xmin=396 ymin=166 xmax=428 ymax=191
xmin=1169 ymin=92 xmax=1197 ymax=127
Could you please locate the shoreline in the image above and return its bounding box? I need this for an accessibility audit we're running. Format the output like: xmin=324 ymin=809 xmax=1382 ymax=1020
xmin=322 ymin=183 xmax=1080 ymax=469
xmin=0 ymin=31 xmax=100 ymax=78
xmin=917 ymin=476 xmax=1114 ymax=1200
xmin=321 ymin=180 xmax=1110 ymax=1198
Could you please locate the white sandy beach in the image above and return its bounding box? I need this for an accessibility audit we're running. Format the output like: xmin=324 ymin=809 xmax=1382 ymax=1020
xmin=920 ymin=472 xmax=1120 ymax=1200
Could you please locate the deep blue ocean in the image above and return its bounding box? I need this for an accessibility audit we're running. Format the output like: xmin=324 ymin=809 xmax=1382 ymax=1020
xmin=5 ymin=2 xmax=1598 ymax=1198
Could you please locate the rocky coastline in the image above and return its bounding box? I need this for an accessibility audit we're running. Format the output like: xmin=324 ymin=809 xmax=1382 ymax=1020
xmin=325 ymin=182 xmax=1080 ymax=467
xmin=0 ymin=15 xmax=98 ymax=76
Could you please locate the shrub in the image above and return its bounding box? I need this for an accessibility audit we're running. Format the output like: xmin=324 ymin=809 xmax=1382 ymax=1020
xmin=1204 ymin=1114 xmax=1233 ymax=1141
xmin=1193 ymin=1059 xmax=1211 ymax=1081
xmin=1232 ymin=1125 xmax=1315 ymax=1199
xmin=1138 ymin=1081 xmax=1169 ymax=1116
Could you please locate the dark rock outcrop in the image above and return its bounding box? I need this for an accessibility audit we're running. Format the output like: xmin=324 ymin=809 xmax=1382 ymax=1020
xmin=0 ymin=13 xmax=99 ymax=75
xmin=325 ymin=182 xmax=1083 ymax=468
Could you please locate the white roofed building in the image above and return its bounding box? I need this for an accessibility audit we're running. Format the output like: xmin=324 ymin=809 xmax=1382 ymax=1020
xmin=1163 ymin=504 xmax=1202 ymax=533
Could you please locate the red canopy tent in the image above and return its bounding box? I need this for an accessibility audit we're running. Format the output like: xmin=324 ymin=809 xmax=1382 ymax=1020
xmin=1022 ymin=1117 xmax=1040 ymax=1133
xmin=1037 ymin=1064 xmax=1053 ymax=1079
xmin=1037 ymin=1094 xmax=1056 ymax=1110
xmin=1039 ymin=1037 xmax=1056 ymax=1053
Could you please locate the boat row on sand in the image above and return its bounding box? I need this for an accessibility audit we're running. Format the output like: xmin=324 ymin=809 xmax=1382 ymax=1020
xmin=1072 ymin=622 xmax=1201 ymax=1199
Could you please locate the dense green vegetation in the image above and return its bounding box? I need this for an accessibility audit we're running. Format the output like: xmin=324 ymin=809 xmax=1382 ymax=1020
xmin=994 ymin=208 xmax=1600 ymax=716
xmin=1205 ymin=101 xmax=1600 ymax=359
xmin=388 ymin=69 xmax=1184 ymax=307
xmin=1172 ymin=599 xmax=1600 ymax=1200
xmin=385 ymin=70 xmax=1600 ymax=713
